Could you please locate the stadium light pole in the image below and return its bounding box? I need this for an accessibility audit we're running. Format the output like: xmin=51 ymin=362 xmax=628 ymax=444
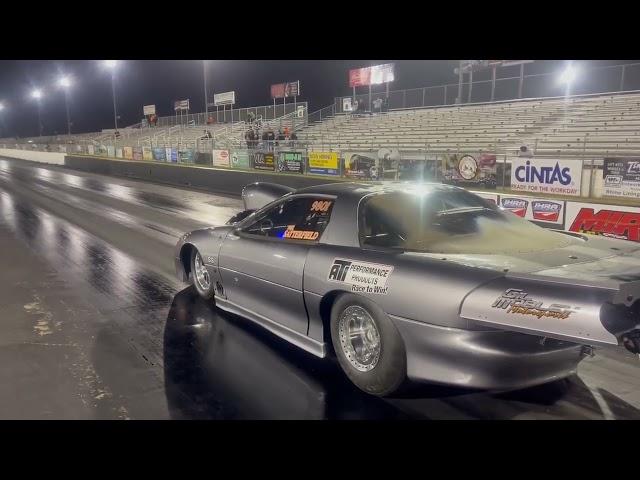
xmin=104 ymin=60 xmax=119 ymax=131
xmin=58 ymin=75 xmax=73 ymax=135
xmin=31 ymin=89 xmax=43 ymax=136
xmin=203 ymin=60 xmax=209 ymax=119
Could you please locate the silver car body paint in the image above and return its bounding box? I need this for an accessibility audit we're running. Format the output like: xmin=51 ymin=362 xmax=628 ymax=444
xmin=174 ymin=181 xmax=640 ymax=389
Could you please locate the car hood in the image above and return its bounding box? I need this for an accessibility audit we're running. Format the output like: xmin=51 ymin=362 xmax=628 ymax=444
xmin=405 ymin=233 xmax=640 ymax=288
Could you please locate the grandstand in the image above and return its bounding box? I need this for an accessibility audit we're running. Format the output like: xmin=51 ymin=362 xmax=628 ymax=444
xmin=297 ymin=91 xmax=640 ymax=158
xmin=2 ymin=91 xmax=640 ymax=161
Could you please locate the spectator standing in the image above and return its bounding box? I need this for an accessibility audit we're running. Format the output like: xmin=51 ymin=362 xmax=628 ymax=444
xmin=290 ymin=130 xmax=298 ymax=148
xmin=373 ymin=97 xmax=383 ymax=113
xmin=267 ymin=129 xmax=275 ymax=151
xmin=276 ymin=129 xmax=285 ymax=147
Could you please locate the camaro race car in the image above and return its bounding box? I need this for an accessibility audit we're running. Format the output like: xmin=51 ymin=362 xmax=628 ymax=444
xmin=174 ymin=181 xmax=640 ymax=396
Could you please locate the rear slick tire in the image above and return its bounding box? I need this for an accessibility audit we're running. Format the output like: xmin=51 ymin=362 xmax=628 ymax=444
xmin=330 ymin=293 xmax=407 ymax=397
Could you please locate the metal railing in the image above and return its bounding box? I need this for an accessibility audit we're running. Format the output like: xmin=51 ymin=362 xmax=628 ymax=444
xmin=131 ymin=102 xmax=309 ymax=128
xmin=335 ymin=63 xmax=640 ymax=113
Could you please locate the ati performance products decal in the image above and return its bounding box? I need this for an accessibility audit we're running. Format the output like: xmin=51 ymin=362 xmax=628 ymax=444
xmin=501 ymin=197 xmax=528 ymax=217
xmin=328 ymin=258 xmax=394 ymax=295
xmin=531 ymin=200 xmax=562 ymax=222
xmin=282 ymin=226 xmax=319 ymax=240
xmin=569 ymin=208 xmax=640 ymax=242
xmin=492 ymin=288 xmax=579 ymax=320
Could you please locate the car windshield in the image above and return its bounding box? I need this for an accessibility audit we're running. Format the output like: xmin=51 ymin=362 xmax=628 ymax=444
xmin=359 ymin=188 xmax=573 ymax=254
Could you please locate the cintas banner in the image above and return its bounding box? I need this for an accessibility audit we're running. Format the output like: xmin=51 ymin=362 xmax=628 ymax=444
xmin=510 ymin=158 xmax=582 ymax=197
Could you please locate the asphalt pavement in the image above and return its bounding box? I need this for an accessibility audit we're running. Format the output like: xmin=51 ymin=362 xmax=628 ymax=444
xmin=0 ymin=156 xmax=638 ymax=419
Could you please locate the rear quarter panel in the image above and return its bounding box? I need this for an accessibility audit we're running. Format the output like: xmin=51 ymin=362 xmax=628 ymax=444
xmin=303 ymin=244 xmax=504 ymax=342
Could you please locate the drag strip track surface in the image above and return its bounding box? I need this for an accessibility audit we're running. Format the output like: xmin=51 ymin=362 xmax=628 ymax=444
xmin=0 ymin=157 xmax=639 ymax=419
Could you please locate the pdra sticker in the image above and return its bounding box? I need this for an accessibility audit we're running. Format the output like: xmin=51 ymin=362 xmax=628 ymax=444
xmin=328 ymin=258 xmax=394 ymax=294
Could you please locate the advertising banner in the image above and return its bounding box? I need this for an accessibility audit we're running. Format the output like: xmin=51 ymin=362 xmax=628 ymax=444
xmin=174 ymin=99 xmax=190 ymax=111
xmin=116 ymin=148 xmax=123 ymax=158
xmin=178 ymin=149 xmax=195 ymax=163
xmin=230 ymin=149 xmax=251 ymax=169
xmin=441 ymin=153 xmax=498 ymax=188
xmin=308 ymin=151 xmax=339 ymax=175
xmin=142 ymin=146 xmax=153 ymax=161
xmin=252 ymin=151 xmax=275 ymax=171
xmin=58 ymin=145 xmax=67 ymax=153
xmin=107 ymin=146 xmax=115 ymax=157
xmin=277 ymin=151 xmax=304 ymax=174
xmin=499 ymin=194 xmax=565 ymax=227
xmin=214 ymin=91 xmax=235 ymax=106
xmin=271 ymin=81 xmax=300 ymax=99
xmin=565 ymin=201 xmax=640 ymax=243
xmin=349 ymin=63 xmax=395 ymax=88
xmin=153 ymin=147 xmax=166 ymax=161
xmin=132 ymin=147 xmax=143 ymax=161
xmin=212 ymin=149 xmax=230 ymax=167
xmin=87 ymin=145 xmax=95 ymax=155
xmin=510 ymin=158 xmax=582 ymax=196
xmin=143 ymin=104 xmax=156 ymax=116
xmin=344 ymin=152 xmax=381 ymax=180
xmin=603 ymin=157 xmax=640 ymax=199
xmin=123 ymin=146 xmax=133 ymax=159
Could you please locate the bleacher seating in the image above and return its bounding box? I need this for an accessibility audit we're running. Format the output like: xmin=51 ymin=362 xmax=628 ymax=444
xmin=296 ymin=92 xmax=640 ymax=157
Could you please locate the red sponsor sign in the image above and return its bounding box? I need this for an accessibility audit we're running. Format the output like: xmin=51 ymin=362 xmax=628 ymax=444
xmin=349 ymin=68 xmax=371 ymax=88
xmin=271 ymin=81 xmax=300 ymax=99
xmin=569 ymin=208 xmax=640 ymax=242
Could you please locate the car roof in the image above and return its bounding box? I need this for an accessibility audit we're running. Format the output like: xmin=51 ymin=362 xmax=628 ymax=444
xmin=294 ymin=181 xmax=462 ymax=200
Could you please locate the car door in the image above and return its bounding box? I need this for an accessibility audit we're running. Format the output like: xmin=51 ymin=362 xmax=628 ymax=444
xmin=218 ymin=194 xmax=335 ymax=335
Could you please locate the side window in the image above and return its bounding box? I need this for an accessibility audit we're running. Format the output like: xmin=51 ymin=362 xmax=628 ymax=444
xmin=241 ymin=197 xmax=334 ymax=241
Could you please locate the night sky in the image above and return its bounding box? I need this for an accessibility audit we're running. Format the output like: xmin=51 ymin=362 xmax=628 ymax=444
xmin=0 ymin=60 xmax=638 ymax=138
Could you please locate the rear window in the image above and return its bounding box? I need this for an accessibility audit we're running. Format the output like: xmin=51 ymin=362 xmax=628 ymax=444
xmin=359 ymin=189 xmax=572 ymax=254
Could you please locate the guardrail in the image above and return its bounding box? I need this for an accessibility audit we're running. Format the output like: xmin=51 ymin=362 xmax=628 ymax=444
xmin=1 ymin=141 xmax=620 ymax=201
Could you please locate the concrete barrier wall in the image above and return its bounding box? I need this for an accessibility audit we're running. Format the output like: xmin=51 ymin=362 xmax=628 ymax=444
xmin=0 ymin=148 xmax=65 ymax=165
xmin=63 ymin=155 xmax=344 ymax=195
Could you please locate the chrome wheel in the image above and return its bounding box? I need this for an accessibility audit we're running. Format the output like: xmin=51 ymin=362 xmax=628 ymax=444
xmin=193 ymin=251 xmax=211 ymax=291
xmin=338 ymin=305 xmax=381 ymax=372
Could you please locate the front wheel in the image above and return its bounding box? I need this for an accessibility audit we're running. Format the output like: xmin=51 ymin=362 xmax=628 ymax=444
xmin=330 ymin=294 xmax=407 ymax=397
xmin=190 ymin=248 xmax=215 ymax=300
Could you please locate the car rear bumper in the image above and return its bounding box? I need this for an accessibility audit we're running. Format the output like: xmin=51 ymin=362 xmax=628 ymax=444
xmin=390 ymin=315 xmax=586 ymax=391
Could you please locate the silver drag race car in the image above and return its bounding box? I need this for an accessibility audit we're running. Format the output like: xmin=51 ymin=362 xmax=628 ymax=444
xmin=174 ymin=181 xmax=640 ymax=396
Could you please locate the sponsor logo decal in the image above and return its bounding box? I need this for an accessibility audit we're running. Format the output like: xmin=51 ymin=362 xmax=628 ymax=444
xmin=457 ymin=155 xmax=478 ymax=180
xmin=604 ymin=175 xmax=623 ymax=186
xmin=328 ymin=258 xmax=393 ymax=295
xmin=628 ymin=161 xmax=640 ymax=175
xmin=514 ymin=160 xmax=572 ymax=186
xmin=491 ymin=288 xmax=579 ymax=319
xmin=282 ymin=225 xmax=318 ymax=240
xmin=569 ymin=208 xmax=640 ymax=242
xmin=501 ymin=197 xmax=528 ymax=217
xmin=531 ymin=200 xmax=562 ymax=222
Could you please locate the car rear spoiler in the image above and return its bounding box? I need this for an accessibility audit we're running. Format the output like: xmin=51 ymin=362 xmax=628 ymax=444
xmin=242 ymin=182 xmax=294 ymax=211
